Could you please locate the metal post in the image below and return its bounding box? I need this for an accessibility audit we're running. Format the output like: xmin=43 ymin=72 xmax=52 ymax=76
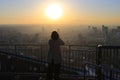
xmin=40 ymin=45 xmax=42 ymax=61
xmin=110 ymin=65 xmax=113 ymax=80
xmin=69 ymin=45 xmax=71 ymax=69
xmin=83 ymin=61 xmax=86 ymax=80
xmin=15 ymin=45 xmax=17 ymax=54
xmin=97 ymin=45 xmax=102 ymax=80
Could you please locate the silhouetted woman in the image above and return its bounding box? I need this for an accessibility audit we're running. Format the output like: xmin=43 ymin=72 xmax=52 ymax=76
xmin=46 ymin=31 xmax=64 ymax=80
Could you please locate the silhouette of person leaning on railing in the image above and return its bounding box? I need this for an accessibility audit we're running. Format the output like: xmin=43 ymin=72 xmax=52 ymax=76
xmin=46 ymin=31 xmax=65 ymax=80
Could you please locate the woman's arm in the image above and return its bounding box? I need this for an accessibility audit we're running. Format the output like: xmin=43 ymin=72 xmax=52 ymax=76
xmin=59 ymin=39 xmax=65 ymax=45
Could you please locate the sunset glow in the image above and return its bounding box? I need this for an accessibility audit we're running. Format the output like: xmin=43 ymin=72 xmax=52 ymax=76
xmin=0 ymin=0 xmax=120 ymax=25
xmin=45 ymin=3 xmax=63 ymax=20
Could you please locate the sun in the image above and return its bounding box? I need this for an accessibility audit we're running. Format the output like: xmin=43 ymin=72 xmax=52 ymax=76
xmin=45 ymin=3 xmax=63 ymax=20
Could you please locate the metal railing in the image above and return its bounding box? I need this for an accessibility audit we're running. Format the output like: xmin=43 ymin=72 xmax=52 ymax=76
xmin=84 ymin=61 xmax=120 ymax=80
xmin=96 ymin=45 xmax=120 ymax=80
xmin=82 ymin=45 xmax=120 ymax=80
xmin=0 ymin=44 xmax=120 ymax=80
xmin=0 ymin=44 xmax=96 ymax=74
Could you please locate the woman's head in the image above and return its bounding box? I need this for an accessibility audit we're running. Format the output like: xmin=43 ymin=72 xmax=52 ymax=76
xmin=51 ymin=31 xmax=59 ymax=40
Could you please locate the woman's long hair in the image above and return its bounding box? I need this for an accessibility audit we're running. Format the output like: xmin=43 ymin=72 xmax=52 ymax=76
xmin=51 ymin=31 xmax=59 ymax=40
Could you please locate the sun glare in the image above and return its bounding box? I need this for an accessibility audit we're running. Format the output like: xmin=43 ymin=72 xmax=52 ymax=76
xmin=45 ymin=3 xmax=63 ymax=20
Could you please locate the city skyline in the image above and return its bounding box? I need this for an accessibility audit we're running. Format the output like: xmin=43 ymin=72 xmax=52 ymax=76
xmin=0 ymin=0 xmax=120 ymax=25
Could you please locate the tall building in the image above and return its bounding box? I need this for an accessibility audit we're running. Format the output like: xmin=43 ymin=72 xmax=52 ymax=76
xmin=117 ymin=26 xmax=120 ymax=32
xmin=102 ymin=25 xmax=108 ymax=35
xmin=92 ymin=26 xmax=98 ymax=33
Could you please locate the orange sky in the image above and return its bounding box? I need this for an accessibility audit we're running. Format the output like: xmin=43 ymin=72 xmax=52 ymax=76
xmin=0 ymin=0 xmax=120 ymax=25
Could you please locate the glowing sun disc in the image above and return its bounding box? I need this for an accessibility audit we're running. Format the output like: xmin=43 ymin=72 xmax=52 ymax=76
xmin=45 ymin=3 xmax=63 ymax=20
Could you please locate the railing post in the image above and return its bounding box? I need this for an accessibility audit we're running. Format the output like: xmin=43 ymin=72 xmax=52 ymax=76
xmin=40 ymin=45 xmax=43 ymax=61
xmin=15 ymin=44 xmax=17 ymax=54
xmin=84 ymin=61 xmax=86 ymax=80
xmin=97 ymin=45 xmax=102 ymax=80
xmin=68 ymin=45 xmax=71 ymax=69
xmin=110 ymin=65 xmax=113 ymax=80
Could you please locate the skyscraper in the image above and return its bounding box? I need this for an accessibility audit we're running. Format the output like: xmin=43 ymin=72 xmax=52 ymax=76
xmin=102 ymin=25 xmax=108 ymax=35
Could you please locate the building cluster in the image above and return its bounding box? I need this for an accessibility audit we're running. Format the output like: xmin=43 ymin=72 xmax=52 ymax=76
xmin=0 ymin=28 xmax=41 ymax=44
xmin=0 ymin=25 xmax=120 ymax=45
xmin=86 ymin=25 xmax=120 ymax=45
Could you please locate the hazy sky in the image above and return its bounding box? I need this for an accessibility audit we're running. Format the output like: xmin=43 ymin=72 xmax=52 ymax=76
xmin=0 ymin=0 xmax=120 ymax=25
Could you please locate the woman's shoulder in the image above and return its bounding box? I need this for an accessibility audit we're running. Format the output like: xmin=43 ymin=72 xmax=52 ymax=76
xmin=58 ymin=38 xmax=63 ymax=41
xmin=49 ymin=39 xmax=56 ymax=43
xmin=49 ymin=39 xmax=53 ymax=41
xmin=49 ymin=38 xmax=64 ymax=42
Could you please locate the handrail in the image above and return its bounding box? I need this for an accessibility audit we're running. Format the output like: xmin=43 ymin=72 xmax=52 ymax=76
xmin=0 ymin=43 xmax=96 ymax=47
xmin=0 ymin=50 xmax=47 ymax=64
xmin=85 ymin=61 xmax=120 ymax=73
xmin=84 ymin=61 xmax=120 ymax=80
xmin=0 ymin=50 xmax=84 ymax=74
xmin=84 ymin=61 xmax=100 ymax=68
xmin=98 ymin=45 xmax=120 ymax=49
